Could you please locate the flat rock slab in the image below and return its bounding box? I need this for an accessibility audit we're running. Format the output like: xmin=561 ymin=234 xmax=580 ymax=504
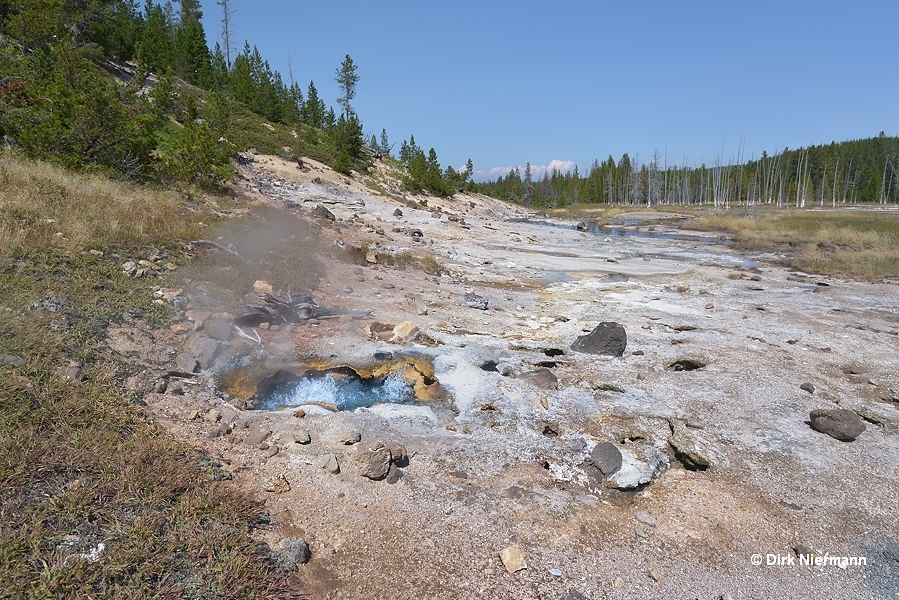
xmin=518 ymin=368 xmax=558 ymax=390
xmin=810 ymin=408 xmax=866 ymax=441
xmin=571 ymin=322 xmax=627 ymax=356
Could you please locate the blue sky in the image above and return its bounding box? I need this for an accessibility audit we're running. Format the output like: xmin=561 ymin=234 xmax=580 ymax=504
xmin=199 ymin=1 xmax=898 ymax=181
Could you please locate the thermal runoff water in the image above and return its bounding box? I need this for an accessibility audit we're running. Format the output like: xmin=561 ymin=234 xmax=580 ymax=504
xmin=259 ymin=371 xmax=415 ymax=411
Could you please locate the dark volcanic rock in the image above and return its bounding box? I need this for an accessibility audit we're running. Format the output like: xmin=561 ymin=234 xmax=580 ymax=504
xmin=809 ymin=408 xmax=866 ymax=441
xmin=273 ymin=538 xmax=311 ymax=570
xmin=800 ymin=382 xmax=815 ymax=394
xmin=590 ymin=442 xmax=623 ymax=476
xmin=571 ymin=322 xmax=627 ymax=356
xmin=311 ymin=204 xmax=336 ymax=221
xmin=518 ymin=368 xmax=558 ymax=390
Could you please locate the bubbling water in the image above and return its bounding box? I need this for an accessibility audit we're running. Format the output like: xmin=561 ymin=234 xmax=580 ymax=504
xmin=259 ymin=370 xmax=415 ymax=411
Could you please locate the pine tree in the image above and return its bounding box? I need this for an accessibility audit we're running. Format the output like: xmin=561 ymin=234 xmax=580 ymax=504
xmin=137 ymin=1 xmax=173 ymax=72
xmin=302 ymin=81 xmax=325 ymax=128
xmin=174 ymin=15 xmax=211 ymax=86
xmin=334 ymin=54 xmax=359 ymax=117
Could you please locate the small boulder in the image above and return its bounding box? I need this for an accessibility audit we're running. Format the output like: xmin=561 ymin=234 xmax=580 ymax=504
xmin=311 ymin=204 xmax=336 ymax=221
xmin=357 ymin=443 xmax=392 ymax=480
xmin=668 ymin=419 xmax=713 ymax=470
xmin=800 ymin=382 xmax=815 ymax=394
xmin=571 ymin=322 xmax=627 ymax=356
xmin=339 ymin=430 xmax=361 ymax=445
xmin=263 ymin=473 xmax=290 ymax=493
xmin=253 ymin=280 xmax=274 ymax=296
xmin=174 ymin=353 xmax=199 ymax=373
xmin=590 ymin=442 xmax=622 ymax=476
xmin=321 ymin=454 xmax=340 ymax=474
xmin=244 ymin=423 xmax=271 ymax=446
xmin=809 ymin=408 xmax=866 ymax=441
xmin=274 ymin=538 xmax=311 ymax=570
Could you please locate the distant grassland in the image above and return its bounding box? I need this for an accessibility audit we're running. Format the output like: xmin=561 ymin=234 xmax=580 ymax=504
xmin=689 ymin=208 xmax=899 ymax=280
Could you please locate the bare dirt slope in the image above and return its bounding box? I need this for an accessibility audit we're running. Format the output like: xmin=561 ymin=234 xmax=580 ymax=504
xmin=116 ymin=155 xmax=899 ymax=599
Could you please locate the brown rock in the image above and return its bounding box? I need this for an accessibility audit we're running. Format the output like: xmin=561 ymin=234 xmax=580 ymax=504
xmin=357 ymin=443 xmax=392 ymax=480
xmin=384 ymin=441 xmax=409 ymax=466
xmin=809 ymin=408 xmax=866 ymax=441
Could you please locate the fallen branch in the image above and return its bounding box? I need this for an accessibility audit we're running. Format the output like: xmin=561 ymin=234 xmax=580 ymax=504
xmin=190 ymin=240 xmax=250 ymax=263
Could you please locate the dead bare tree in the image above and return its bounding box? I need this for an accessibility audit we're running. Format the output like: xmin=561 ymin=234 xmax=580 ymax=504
xmin=216 ymin=0 xmax=236 ymax=69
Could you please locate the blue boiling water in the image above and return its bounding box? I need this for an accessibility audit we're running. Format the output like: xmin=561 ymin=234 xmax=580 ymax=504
xmin=260 ymin=371 xmax=414 ymax=411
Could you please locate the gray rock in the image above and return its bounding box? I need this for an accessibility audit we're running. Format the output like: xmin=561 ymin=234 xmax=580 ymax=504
xmin=601 ymin=272 xmax=629 ymax=283
xmin=608 ymin=445 xmax=668 ymax=489
xmin=153 ymin=379 xmax=167 ymax=393
xmin=186 ymin=335 xmax=222 ymax=369
xmin=571 ymin=322 xmax=627 ymax=356
xmin=518 ymin=368 xmax=558 ymax=390
xmin=262 ymin=473 xmax=290 ymax=493
xmin=385 ymin=463 xmax=403 ymax=484
xmin=203 ymin=318 xmax=233 ymax=341
xmin=274 ymin=538 xmax=311 ymax=570
xmin=244 ymin=423 xmax=271 ymax=446
xmin=393 ymin=208 xmax=403 ymax=217
xmin=0 ymin=353 xmax=23 ymax=366
xmin=293 ymin=430 xmax=311 ymax=444
xmin=55 ymin=364 xmax=85 ymax=382
xmin=357 ymin=443 xmax=392 ymax=480
xmin=562 ymin=592 xmax=586 ymax=600
xmin=800 ymin=382 xmax=815 ymax=394
xmin=590 ymin=442 xmax=622 ymax=476
xmin=809 ymin=408 xmax=866 ymax=441
xmin=668 ymin=419 xmax=713 ymax=470
xmin=460 ymin=292 xmax=488 ymax=310
xmin=174 ymin=353 xmax=199 ymax=373
xmin=312 ymin=204 xmax=336 ymax=221
xmin=322 ymin=454 xmax=340 ymax=474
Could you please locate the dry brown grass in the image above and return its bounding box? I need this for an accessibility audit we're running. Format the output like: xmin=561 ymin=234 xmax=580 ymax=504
xmin=0 ymin=153 xmax=302 ymax=598
xmin=0 ymin=153 xmax=206 ymax=255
